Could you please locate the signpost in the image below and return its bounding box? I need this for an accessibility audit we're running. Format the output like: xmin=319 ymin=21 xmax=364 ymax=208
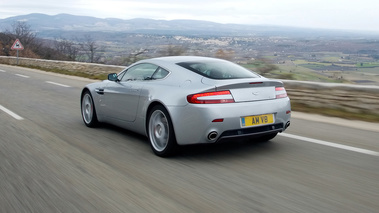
xmin=11 ymin=39 xmax=24 ymax=65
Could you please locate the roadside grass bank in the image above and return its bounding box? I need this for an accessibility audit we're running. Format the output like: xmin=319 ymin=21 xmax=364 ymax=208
xmin=291 ymin=102 xmax=379 ymax=123
xmin=19 ymin=64 xmax=109 ymax=80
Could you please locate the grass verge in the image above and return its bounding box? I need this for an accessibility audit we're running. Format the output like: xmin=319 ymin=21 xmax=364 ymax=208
xmin=292 ymin=102 xmax=379 ymax=123
xmin=19 ymin=64 xmax=108 ymax=80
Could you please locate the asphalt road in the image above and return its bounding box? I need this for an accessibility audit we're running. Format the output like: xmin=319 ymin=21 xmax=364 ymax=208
xmin=1 ymin=64 xmax=379 ymax=213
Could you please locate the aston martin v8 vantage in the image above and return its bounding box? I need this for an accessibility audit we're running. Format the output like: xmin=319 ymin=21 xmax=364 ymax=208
xmin=81 ymin=56 xmax=291 ymax=157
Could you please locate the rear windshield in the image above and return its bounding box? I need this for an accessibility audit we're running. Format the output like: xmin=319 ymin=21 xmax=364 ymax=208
xmin=177 ymin=60 xmax=260 ymax=79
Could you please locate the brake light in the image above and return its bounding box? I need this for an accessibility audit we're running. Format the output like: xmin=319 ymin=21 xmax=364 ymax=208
xmin=212 ymin=118 xmax=224 ymax=122
xmin=187 ymin=90 xmax=235 ymax=104
xmin=275 ymin=87 xmax=288 ymax=99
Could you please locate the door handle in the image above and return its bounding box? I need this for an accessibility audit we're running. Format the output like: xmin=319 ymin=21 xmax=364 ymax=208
xmin=95 ymin=88 xmax=104 ymax=95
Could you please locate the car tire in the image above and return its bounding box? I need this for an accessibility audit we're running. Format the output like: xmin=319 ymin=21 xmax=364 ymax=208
xmin=81 ymin=91 xmax=99 ymax=127
xmin=256 ymin=132 xmax=278 ymax=142
xmin=147 ymin=105 xmax=177 ymax=157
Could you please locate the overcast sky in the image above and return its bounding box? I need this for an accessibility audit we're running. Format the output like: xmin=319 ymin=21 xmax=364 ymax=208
xmin=1 ymin=0 xmax=379 ymax=32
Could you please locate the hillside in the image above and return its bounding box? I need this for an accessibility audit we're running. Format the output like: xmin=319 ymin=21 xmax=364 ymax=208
xmin=1 ymin=13 xmax=376 ymax=39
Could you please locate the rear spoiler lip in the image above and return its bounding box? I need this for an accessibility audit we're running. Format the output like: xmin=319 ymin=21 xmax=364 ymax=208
xmin=214 ymin=81 xmax=284 ymax=91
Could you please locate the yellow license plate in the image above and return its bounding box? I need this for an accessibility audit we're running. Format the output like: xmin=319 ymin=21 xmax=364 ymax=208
xmin=241 ymin=114 xmax=274 ymax=127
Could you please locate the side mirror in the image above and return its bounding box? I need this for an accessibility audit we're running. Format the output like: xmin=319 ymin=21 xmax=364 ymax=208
xmin=108 ymin=73 xmax=119 ymax=82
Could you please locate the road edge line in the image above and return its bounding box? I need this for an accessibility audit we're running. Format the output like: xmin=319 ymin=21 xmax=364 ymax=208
xmin=280 ymin=133 xmax=379 ymax=156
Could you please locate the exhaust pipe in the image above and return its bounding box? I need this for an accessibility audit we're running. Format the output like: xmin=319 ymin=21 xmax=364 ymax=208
xmin=207 ymin=131 xmax=218 ymax=141
xmin=285 ymin=121 xmax=291 ymax=129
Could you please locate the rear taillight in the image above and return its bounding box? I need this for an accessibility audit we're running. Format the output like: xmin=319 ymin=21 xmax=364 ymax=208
xmin=187 ymin=90 xmax=235 ymax=104
xmin=275 ymin=87 xmax=288 ymax=99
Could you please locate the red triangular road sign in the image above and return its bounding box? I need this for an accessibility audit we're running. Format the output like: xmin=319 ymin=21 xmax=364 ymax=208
xmin=11 ymin=39 xmax=24 ymax=50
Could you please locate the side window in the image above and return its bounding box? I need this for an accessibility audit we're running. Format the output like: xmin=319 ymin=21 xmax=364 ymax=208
xmin=121 ymin=63 xmax=158 ymax=81
xmin=152 ymin=67 xmax=169 ymax=79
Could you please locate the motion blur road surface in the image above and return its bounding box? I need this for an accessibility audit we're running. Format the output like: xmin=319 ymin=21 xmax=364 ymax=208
xmin=1 ymin=64 xmax=378 ymax=213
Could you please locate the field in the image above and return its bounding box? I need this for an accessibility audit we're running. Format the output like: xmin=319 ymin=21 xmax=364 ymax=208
xmin=243 ymin=52 xmax=379 ymax=86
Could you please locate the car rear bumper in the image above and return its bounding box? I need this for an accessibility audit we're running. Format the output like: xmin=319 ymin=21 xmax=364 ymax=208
xmin=168 ymin=97 xmax=291 ymax=145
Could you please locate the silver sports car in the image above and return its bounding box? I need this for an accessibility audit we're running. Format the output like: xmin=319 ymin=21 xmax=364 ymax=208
xmin=81 ymin=56 xmax=291 ymax=157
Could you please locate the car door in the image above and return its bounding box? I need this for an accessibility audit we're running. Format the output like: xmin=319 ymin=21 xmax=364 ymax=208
xmin=103 ymin=63 xmax=159 ymax=122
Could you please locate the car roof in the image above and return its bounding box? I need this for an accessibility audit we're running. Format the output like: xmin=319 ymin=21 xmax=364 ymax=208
xmin=141 ymin=56 xmax=226 ymax=65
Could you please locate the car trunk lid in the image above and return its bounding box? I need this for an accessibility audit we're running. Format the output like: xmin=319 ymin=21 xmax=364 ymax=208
xmin=201 ymin=78 xmax=284 ymax=102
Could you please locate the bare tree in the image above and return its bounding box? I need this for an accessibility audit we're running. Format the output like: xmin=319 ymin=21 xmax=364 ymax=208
xmin=3 ymin=21 xmax=42 ymax=58
xmin=0 ymin=33 xmax=13 ymax=56
xmin=80 ymin=35 xmax=104 ymax=63
xmin=9 ymin=21 xmax=36 ymax=47
xmin=128 ymin=49 xmax=147 ymax=64
xmin=54 ymin=38 xmax=79 ymax=61
xmin=1 ymin=22 xmax=66 ymax=59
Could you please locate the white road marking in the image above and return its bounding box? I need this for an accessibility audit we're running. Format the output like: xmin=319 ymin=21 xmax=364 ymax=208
xmin=280 ymin=133 xmax=379 ymax=156
xmin=0 ymin=69 xmax=5 ymax=72
xmin=0 ymin=105 xmax=24 ymax=120
xmin=46 ymin=81 xmax=71 ymax=88
xmin=15 ymin=74 xmax=30 ymax=78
